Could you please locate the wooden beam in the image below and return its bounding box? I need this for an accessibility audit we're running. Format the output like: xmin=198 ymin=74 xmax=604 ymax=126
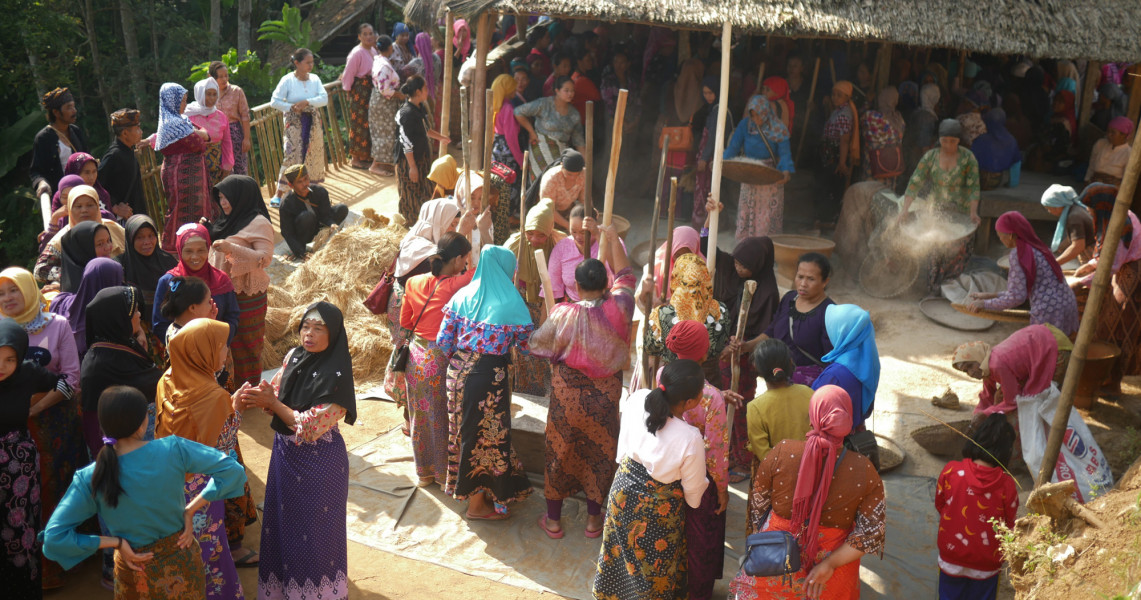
xmin=875 ymin=42 xmax=892 ymax=93
xmin=584 ymin=101 xmax=594 ymax=251
xmin=795 ymin=57 xmax=822 ymax=165
xmin=469 ymin=11 xmax=494 ymax=170
xmin=598 ymin=90 xmax=628 ymax=262
xmin=438 ymin=9 xmax=454 ymax=158
xmin=707 ymin=22 xmax=732 ymax=280
xmin=1078 ymin=61 xmax=1101 ymax=130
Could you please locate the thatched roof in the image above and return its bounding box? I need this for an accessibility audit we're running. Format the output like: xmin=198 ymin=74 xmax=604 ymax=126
xmin=407 ymin=0 xmax=1141 ymax=62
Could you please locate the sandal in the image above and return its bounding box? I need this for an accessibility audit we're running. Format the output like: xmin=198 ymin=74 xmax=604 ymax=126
xmin=538 ymin=515 xmax=565 ymax=539
xmin=466 ymin=509 xmax=510 ymax=521
xmin=232 ymin=548 xmax=260 ymax=568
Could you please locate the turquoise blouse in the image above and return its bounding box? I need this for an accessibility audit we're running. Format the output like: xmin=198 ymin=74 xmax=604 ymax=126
xmin=43 ymin=436 xmax=246 ymax=569
xmin=723 ymin=117 xmax=795 ymax=173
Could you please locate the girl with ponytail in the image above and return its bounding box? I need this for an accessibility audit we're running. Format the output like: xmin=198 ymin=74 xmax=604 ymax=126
xmin=747 ymin=338 xmax=813 ymax=464
xmin=592 ymin=359 xmax=708 ymax=598
xmin=43 ymin=385 xmax=246 ymax=598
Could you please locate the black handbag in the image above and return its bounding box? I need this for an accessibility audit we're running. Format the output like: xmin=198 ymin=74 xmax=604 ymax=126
xmin=845 ymin=430 xmax=881 ymax=471
xmin=392 ymin=280 xmax=441 ymax=374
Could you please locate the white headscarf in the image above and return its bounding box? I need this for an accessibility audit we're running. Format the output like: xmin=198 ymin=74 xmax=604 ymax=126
xmin=394 ymin=198 xmax=461 ymax=277
xmin=183 ymin=77 xmax=220 ymax=118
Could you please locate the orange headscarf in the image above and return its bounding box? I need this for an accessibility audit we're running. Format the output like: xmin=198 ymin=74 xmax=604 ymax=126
xmin=155 ymin=318 xmax=234 ymax=447
xmin=832 ymin=81 xmax=861 ymax=164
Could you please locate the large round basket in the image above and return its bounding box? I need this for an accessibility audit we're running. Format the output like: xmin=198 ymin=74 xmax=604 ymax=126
xmin=722 ymin=158 xmax=786 ymax=186
xmin=911 ymin=420 xmax=972 ymax=458
xmin=875 ymin=433 xmax=906 ymax=473
xmin=771 ymin=235 xmax=836 ymax=280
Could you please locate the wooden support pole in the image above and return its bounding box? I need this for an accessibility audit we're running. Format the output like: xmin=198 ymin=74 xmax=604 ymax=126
xmin=957 ymin=50 xmax=967 ymax=86
xmin=662 ymin=177 xmax=679 ymax=294
xmin=469 ymin=11 xmax=493 ymax=170
xmin=726 ymin=280 xmax=758 ymax=442
xmin=875 ymin=42 xmax=892 ymax=93
xmin=439 ymin=10 xmax=454 ymax=158
xmin=795 ymin=57 xmax=821 ymax=166
xmin=1128 ymin=73 xmax=1141 ymax=126
xmin=534 ymin=248 xmax=555 ymax=316
xmin=1037 ymin=117 xmax=1141 ymax=487
xmin=483 ymin=87 xmax=494 ymax=176
xmin=514 ymin=12 xmax=526 ymax=43
xmin=652 ymin=138 xmax=670 ymax=235
xmin=584 ymin=101 xmax=595 ymax=251
xmin=598 ymin=89 xmax=628 ymax=261
xmin=460 ymin=86 xmax=472 ymax=207
xmin=1078 ymin=61 xmax=1102 ymax=130
xmin=707 ymin=22 xmax=731 ymax=280
xmin=515 ymin=151 xmax=530 ymax=288
xmin=641 ymin=163 xmax=664 ymax=388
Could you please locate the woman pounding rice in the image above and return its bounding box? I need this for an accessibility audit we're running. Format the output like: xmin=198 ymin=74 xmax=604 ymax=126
xmin=644 ymin=253 xmax=731 ymax=388
xmin=506 ymin=198 xmax=563 ymax=396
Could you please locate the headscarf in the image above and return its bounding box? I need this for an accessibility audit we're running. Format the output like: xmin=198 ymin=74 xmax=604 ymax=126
xmin=393 ymin=22 xmax=410 ymax=39
xmin=1040 ymin=184 xmax=1081 ymax=252
xmin=745 ymin=94 xmax=790 ymax=143
xmin=898 ymin=81 xmax=919 ymax=114
xmin=653 ymin=226 xmax=706 ymax=297
xmin=155 ymin=317 xmax=233 ymax=446
xmin=0 ymin=319 xmax=58 ymax=406
xmin=117 ymin=214 xmax=178 ymax=297
xmin=155 ymin=82 xmax=195 ymax=151
xmin=1108 ymin=116 xmax=1135 ymax=136
xmin=791 ymin=385 xmax=854 ymax=569
xmin=49 ymin=257 xmax=124 ymax=356
xmin=62 ymin=153 xmax=112 ymax=211
xmin=832 ymin=81 xmax=860 ymax=159
xmin=821 ymin=304 xmax=879 ymax=420
xmin=1098 ymin=83 xmax=1127 ymax=122
xmin=972 ymin=109 xmax=1021 ymax=173
xmin=50 ymin=174 xmax=88 ymax=219
xmin=273 ymin=301 xmax=357 ymax=435
xmin=415 ymin=32 xmax=436 ymax=97
xmin=722 ymin=236 xmax=780 ymax=339
xmin=1054 ymin=90 xmax=1077 ymax=143
xmin=208 ymin=174 xmax=270 ymax=242
xmin=41 ymin=87 xmax=74 ymax=111
xmin=453 ymin=19 xmax=471 ymax=59
xmin=183 ymin=77 xmax=220 ymax=118
xmin=0 ymin=318 xmax=28 ymax=372
xmin=938 ymin=118 xmax=962 ymax=138
xmin=446 ymin=245 xmax=532 ymax=326
xmin=84 ymin=285 xmax=143 ymax=353
xmin=919 ymin=82 xmax=941 ymax=116
xmin=673 ymin=58 xmax=705 ymax=123
xmin=59 ymin=221 xmax=109 ymax=294
xmin=560 ymin=148 xmax=585 ymax=172
xmin=507 ymin=198 xmax=562 ymax=303
xmin=995 ymin=211 xmax=1065 ymax=289
xmin=876 ymin=87 xmax=905 ymax=135
xmin=78 ymin=285 xmax=160 ymax=411
xmin=762 ymin=76 xmax=795 ymax=125
xmin=491 ymin=74 xmax=517 ymax=125
xmin=166 ymin=223 xmax=234 ymax=296
xmin=522 ymin=149 xmax=584 ymax=209
xmin=395 ymin=198 xmax=460 ymax=277
xmin=664 ymin=319 xmax=710 ymax=362
xmin=66 ymin=185 xmax=103 ymax=227
xmin=428 ymin=155 xmax=460 ymax=191
xmin=953 ymin=341 xmax=992 ymax=376
xmin=0 ymin=267 xmax=49 ymax=329
xmin=668 ymin=254 xmax=721 ymax=324
xmin=1057 ymin=60 xmax=1079 ymax=88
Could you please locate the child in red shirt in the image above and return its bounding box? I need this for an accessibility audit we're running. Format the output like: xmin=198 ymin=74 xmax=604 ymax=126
xmin=935 ymin=414 xmax=1019 ymax=600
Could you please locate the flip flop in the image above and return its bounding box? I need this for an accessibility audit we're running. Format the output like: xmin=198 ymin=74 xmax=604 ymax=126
xmin=584 ymin=525 xmax=603 ymax=539
xmin=729 ymin=469 xmax=749 ymax=484
xmin=232 ymin=549 xmax=260 ymax=568
xmin=466 ymin=510 xmax=510 ymax=521
xmin=538 ymin=515 xmax=565 ymax=539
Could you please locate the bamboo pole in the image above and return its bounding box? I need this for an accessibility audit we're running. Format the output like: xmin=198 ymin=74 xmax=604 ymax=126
xmin=726 ymin=280 xmax=758 ymax=442
xmin=1078 ymin=61 xmax=1102 ymax=130
xmin=439 ymin=10 xmax=454 ymax=158
xmin=460 ymin=86 xmax=472 ymax=209
xmin=534 ymin=248 xmax=555 ymax=316
xmin=663 ymin=177 xmax=678 ymax=294
xmin=514 ymin=12 xmax=526 ymax=43
xmin=515 ymin=151 xmax=530 ymax=288
xmin=1128 ymin=73 xmax=1141 ymax=126
xmin=706 ymin=22 xmax=731 ymax=280
xmin=795 ymin=57 xmax=822 ymax=166
xmin=1037 ymin=117 xmax=1141 ymax=487
xmin=469 ymin=11 xmax=493 ymax=170
xmin=584 ymin=101 xmax=595 ymax=251
xmin=652 ymin=137 xmax=670 ymax=231
xmin=640 ymin=164 xmax=664 ymax=389
xmin=483 ymin=87 xmax=494 ymax=176
xmin=875 ymin=42 xmax=892 ymax=93
xmin=598 ymin=89 xmax=628 ymax=261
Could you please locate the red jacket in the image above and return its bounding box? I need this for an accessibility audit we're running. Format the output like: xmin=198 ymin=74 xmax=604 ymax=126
xmin=935 ymin=458 xmax=1019 ymax=575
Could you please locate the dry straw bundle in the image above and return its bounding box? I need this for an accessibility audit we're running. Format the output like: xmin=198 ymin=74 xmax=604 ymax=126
xmin=262 ymin=210 xmax=408 ymax=391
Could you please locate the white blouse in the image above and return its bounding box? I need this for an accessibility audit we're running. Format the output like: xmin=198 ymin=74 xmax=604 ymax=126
xmin=617 ymin=389 xmax=709 ymax=508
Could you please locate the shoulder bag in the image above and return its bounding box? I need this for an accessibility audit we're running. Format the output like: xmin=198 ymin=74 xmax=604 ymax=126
xmin=868 ymin=145 xmax=904 ymax=179
xmin=364 ymin=255 xmax=400 ymax=315
xmin=391 ymin=279 xmax=442 ymax=373
xmin=658 ymin=122 xmax=694 ymax=153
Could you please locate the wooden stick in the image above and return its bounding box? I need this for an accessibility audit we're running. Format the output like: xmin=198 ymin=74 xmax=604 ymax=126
xmin=727 ymin=280 xmax=758 ymax=442
xmin=598 ymin=89 xmax=628 ymax=261
xmin=515 ymin=151 xmax=530 ymax=288
xmin=460 ymin=86 xmax=472 ymax=213
xmin=469 ymin=11 xmax=493 ymax=170
xmin=534 ymin=248 xmax=555 ymax=316
xmin=706 ymin=22 xmax=731 ymax=280
xmin=1037 ymin=114 xmax=1141 ymax=487
xmin=829 ymin=58 xmax=837 ymax=88
xmin=483 ymin=87 xmax=494 ymax=177
xmin=439 ymin=10 xmax=454 ymax=158
xmin=652 ymin=135 xmax=670 ymax=233
xmin=640 ymin=160 xmax=665 ymax=389
xmin=756 ymin=62 xmax=766 ymax=97
xmin=662 ymin=177 xmax=678 ymax=294
xmin=584 ymin=100 xmax=595 ymax=251
xmin=795 ymin=57 xmax=822 ymax=165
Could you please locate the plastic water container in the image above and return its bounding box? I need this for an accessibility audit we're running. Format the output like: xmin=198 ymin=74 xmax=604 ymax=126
xmin=1009 ymin=161 xmax=1022 ymax=187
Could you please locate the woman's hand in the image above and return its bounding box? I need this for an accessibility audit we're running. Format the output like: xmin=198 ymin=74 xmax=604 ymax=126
xmin=721 ymin=390 xmax=745 ymax=409
xmin=195 ymin=127 xmax=210 ymax=140
xmin=292 ymin=100 xmax=310 ymax=113
xmin=212 ymin=239 xmax=232 ymax=254
xmin=458 ymin=209 xmax=477 ymax=235
xmin=117 ymin=539 xmax=155 ymax=572
xmin=242 ymin=136 xmax=252 ymax=153
xmin=112 ymin=203 xmax=134 ymax=220
xmin=704 ymin=195 xmax=723 ymax=220
xmin=965 ymin=300 xmax=984 ymax=313
xmin=177 ymin=508 xmax=197 ymax=549
xmin=805 ymin=559 xmax=836 ymax=599
xmin=240 ymin=381 xmax=276 ymax=410
xmin=1074 ymin=262 xmax=1096 ymax=277
xmin=716 ymin=486 xmax=729 ymax=515
xmin=134 ymin=329 xmax=149 ymax=352
xmin=968 ymin=292 xmax=997 ymax=301
xmin=408 ymin=164 xmax=419 ymax=183
xmin=779 ymin=170 xmax=791 ymax=185
xmin=970 ymin=212 xmax=982 ymax=226
xmin=527 ymin=131 xmax=537 ymax=146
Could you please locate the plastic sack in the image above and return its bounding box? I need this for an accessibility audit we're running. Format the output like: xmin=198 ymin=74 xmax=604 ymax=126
xmin=1017 ymin=383 xmax=1114 ymax=503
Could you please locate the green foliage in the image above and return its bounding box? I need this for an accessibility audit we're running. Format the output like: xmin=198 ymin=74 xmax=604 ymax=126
xmin=257 ymin=5 xmax=321 ymax=55
xmin=188 ymin=48 xmax=287 ymax=102
xmin=0 ymin=186 xmax=42 ymax=269
xmin=0 ymin=112 xmax=49 ymax=180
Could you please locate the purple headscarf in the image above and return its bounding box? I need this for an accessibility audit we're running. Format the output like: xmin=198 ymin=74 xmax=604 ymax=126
xmin=49 ymin=257 xmax=124 ymax=357
xmin=415 ymin=32 xmax=436 ymax=98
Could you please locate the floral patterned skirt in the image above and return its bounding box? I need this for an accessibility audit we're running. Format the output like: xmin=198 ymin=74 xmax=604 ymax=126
xmin=114 ymin=531 xmax=204 ymax=600
xmin=397 ymin=149 xmax=434 ymax=227
xmin=0 ymin=430 xmax=40 ymax=597
xmin=545 ymin=362 xmax=621 ymax=504
xmin=229 ymin=122 xmax=247 ymax=175
xmin=185 ymin=473 xmax=243 ymax=599
xmin=276 ymin=110 xmax=326 ymax=196
xmin=444 ymin=350 xmax=533 ymax=505
xmin=591 ymin=457 xmax=687 ymax=600
xmin=368 ymin=89 xmax=401 ymax=164
xmin=728 ymin=512 xmax=859 ymax=600
xmin=348 ymin=76 xmax=374 ymax=161
xmin=408 ymin=336 xmax=451 ymax=481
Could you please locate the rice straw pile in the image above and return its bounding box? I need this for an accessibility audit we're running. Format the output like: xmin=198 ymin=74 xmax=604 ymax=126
xmin=262 ymin=210 xmax=408 ymax=391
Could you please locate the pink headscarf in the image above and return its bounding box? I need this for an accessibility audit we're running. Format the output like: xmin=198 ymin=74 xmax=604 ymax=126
xmin=653 ymin=226 xmax=705 ymax=298
xmin=453 ymin=19 xmax=471 ymax=59
xmin=996 ymin=211 xmax=1064 ymax=289
xmin=1109 ymin=116 xmax=1135 ymax=136
xmin=791 ymin=385 xmax=853 ymax=568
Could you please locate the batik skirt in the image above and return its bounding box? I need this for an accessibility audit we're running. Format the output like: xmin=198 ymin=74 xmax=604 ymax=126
xmin=185 ymin=473 xmax=243 ymax=599
xmin=737 ymin=161 xmax=784 ymax=240
xmin=686 ymin=483 xmax=726 ymax=600
xmin=231 ymin=291 xmax=268 ymax=386
xmin=397 ymin=149 xmax=434 ymax=227
xmin=204 ymin=142 xmax=226 ymax=186
xmin=161 ymin=150 xmax=211 ymax=251
xmin=229 ymin=122 xmax=247 ymax=175
xmin=368 ymin=89 xmax=400 ymax=164
xmin=348 ymin=76 xmax=374 ymax=161
xmin=114 ymin=531 xmax=205 ymax=600
xmin=277 ymin=110 xmax=326 ymax=195
xmin=28 ymin=394 xmax=86 ymax=588
xmin=223 ymin=439 xmax=258 ymax=548
xmin=592 ymin=458 xmax=687 ymax=600
xmin=259 ymin=428 xmax=350 ymax=600
xmin=514 ymin=301 xmax=551 ymax=396
xmin=728 ymin=512 xmax=860 ymax=600
xmin=408 ymin=336 xmax=451 ymax=482
xmin=0 ymin=430 xmax=40 ymax=598
xmin=444 ymin=350 xmax=533 ymax=505
xmin=526 ymin=132 xmax=565 ymax=187
xmin=545 ymin=362 xmax=621 ymax=505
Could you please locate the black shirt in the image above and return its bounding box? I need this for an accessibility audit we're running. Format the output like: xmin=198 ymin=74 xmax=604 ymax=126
xmin=99 ymin=138 xmax=147 ymax=216
xmin=29 ymin=124 xmax=89 ymax=195
xmin=280 ymin=184 xmax=336 ymax=257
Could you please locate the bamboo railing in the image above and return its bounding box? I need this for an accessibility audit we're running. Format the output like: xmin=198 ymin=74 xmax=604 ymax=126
xmin=135 ymin=81 xmax=350 ymax=231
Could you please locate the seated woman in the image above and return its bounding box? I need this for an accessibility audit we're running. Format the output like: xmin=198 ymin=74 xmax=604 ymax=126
xmin=971 ymin=108 xmax=1022 ymax=190
xmin=279 ymin=164 xmax=349 ymax=260
xmin=747 ymin=338 xmax=813 ymax=465
xmin=728 ymin=385 xmax=885 ymax=599
xmin=35 ymin=187 xmax=126 ymax=288
xmin=758 ymin=253 xmax=835 ymax=386
xmin=967 ymin=212 xmax=1079 ymax=335
xmin=1085 ymin=116 xmax=1133 ymax=186
xmin=1040 ymin=184 xmax=1095 ymax=266
xmin=813 ymin=304 xmax=880 ymax=434
xmin=644 ymin=253 xmax=731 ymax=388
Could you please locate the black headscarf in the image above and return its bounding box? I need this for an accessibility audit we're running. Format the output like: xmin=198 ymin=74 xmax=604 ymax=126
xmin=208 ymin=174 xmax=270 ymax=242
xmin=272 ymin=301 xmax=357 ymax=436
xmin=79 ymin=286 xmax=161 ymax=411
xmin=713 ymin=236 xmax=781 ymax=340
xmin=524 ymin=148 xmax=584 ymax=208
xmin=117 ymin=215 xmax=177 ymax=305
xmin=0 ymin=318 xmax=61 ymax=434
xmin=59 ymin=221 xmax=109 ymax=293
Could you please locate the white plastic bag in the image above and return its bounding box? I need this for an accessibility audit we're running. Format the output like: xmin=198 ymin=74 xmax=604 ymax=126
xmin=1017 ymin=383 xmax=1114 ymax=503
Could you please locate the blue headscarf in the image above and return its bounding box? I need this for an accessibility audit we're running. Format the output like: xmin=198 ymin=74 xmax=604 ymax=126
xmin=1040 ymin=184 xmax=1081 ymax=252
xmin=821 ymin=304 xmax=879 ymax=420
xmin=745 ymin=94 xmax=789 ymax=143
xmin=971 ymin=108 xmax=1021 ymax=173
xmin=393 ymin=22 xmax=410 ymax=38
xmin=155 ymin=82 xmax=195 ymax=151
xmin=446 ymin=245 xmax=532 ymax=326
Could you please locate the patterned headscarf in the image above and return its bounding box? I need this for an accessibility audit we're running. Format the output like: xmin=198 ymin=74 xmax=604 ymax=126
xmin=453 ymin=19 xmax=471 ymax=59
xmin=668 ymin=253 xmax=721 ymax=323
xmin=110 ymin=108 xmax=140 ymax=128
xmin=42 ymin=87 xmax=74 ymax=111
xmin=155 ymin=83 xmax=195 ymax=151
xmin=953 ymin=341 xmax=991 ymax=376
xmin=763 ymin=76 xmax=795 ymax=125
xmin=745 ymin=94 xmax=790 ymax=143
xmin=996 ymin=211 xmax=1065 ymax=289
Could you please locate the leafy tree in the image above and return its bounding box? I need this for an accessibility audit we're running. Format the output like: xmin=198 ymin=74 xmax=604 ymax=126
xmin=257 ymin=5 xmax=321 ymax=55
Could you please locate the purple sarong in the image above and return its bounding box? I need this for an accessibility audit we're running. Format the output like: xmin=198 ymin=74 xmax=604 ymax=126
xmin=685 ymin=483 xmax=726 ymax=600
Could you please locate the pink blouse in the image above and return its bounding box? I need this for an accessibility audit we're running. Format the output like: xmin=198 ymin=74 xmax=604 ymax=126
xmin=189 ymin=111 xmax=234 ymax=171
xmin=216 ymin=84 xmax=250 ymax=126
xmin=29 ymin=314 xmax=81 ymax=389
xmin=343 ymin=45 xmax=379 ymax=90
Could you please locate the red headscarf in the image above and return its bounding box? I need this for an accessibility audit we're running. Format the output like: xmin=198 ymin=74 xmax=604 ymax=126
xmin=995 ymin=211 xmax=1064 ymax=289
xmin=791 ymin=385 xmax=853 ymax=568
xmin=664 ymin=319 xmax=710 ymax=361
xmin=762 ymin=76 xmax=795 ymax=125
xmin=166 ymin=223 xmax=234 ymax=296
